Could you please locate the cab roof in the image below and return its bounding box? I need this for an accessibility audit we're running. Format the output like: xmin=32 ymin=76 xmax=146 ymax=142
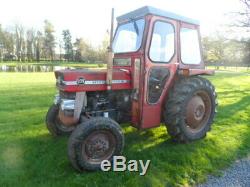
xmin=117 ymin=6 xmax=200 ymax=25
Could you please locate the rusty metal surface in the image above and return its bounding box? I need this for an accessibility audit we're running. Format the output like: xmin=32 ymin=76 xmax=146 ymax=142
xmin=73 ymin=92 xmax=86 ymax=121
xmin=106 ymin=8 xmax=114 ymax=88
xmin=58 ymin=109 xmax=77 ymax=127
xmin=178 ymin=69 xmax=215 ymax=76
xmin=81 ymin=130 xmax=116 ymax=164
xmin=185 ymin=91 xmax=212 ymax=132
xmin=186 ymin=95 xmax=205 ymax=128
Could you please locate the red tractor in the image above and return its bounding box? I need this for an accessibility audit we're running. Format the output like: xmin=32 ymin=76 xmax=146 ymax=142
xmin=46 ymin=6 xmax=217 ymax=171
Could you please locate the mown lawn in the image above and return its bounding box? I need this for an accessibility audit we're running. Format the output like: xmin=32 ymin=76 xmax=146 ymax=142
xmin=0 ymin=72 xmax=249 ymax=187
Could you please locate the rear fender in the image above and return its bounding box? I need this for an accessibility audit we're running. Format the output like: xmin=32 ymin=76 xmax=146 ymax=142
xmin=178 ymin=69 xmax=214 ymax=76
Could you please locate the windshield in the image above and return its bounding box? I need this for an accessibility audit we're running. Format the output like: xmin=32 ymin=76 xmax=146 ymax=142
xmin=112 ymin=19 xmax=145 ymax=53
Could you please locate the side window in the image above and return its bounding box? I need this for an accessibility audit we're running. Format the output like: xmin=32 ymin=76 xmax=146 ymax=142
xmin=148 ymin=68 xmax=170 ymax=103
xmin=113 ymin=19 xmax=145 ymax=53
xmin=180 ymin=28 xmax=201 ymax=64
xmin=149 ymin=21 xmax=175 ymax=62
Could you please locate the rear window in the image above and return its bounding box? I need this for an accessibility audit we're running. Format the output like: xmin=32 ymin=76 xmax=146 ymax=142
xmin=180 ymin=28 xmax=201 ymax=65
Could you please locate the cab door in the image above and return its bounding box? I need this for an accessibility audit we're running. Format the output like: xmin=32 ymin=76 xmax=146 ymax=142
xmin=139 ymin=16 xmax=178 ymax=129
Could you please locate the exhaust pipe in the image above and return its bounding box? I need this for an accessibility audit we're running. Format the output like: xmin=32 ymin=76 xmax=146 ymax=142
xmin=106 ymin=8 xmax=114 ymax=90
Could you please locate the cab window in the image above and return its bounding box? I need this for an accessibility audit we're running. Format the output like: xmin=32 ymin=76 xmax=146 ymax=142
xmin=149 ymin=21 xmax=175 ymax=63
xmin=180 ymin=28 xmax=201 ymax=64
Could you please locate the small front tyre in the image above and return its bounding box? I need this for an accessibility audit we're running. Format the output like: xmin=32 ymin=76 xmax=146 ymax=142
xmin=46 ymin=104 xmax=75 ymax=136
xmin=68 ymin=117 xmax=124 ymax=171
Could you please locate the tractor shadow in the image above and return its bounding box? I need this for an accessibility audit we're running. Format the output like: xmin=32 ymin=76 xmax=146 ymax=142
xmin=214 ymin=94 xmax=250 ymax=124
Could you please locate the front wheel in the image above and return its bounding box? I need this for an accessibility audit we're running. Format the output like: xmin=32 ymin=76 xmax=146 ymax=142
xmin=68 ymin=117 xmax=124 ymax=171
xmin=164 ymin=76 xmax=217 ymax=142
xmin=45 ymin=104 xmax=75 ymax=136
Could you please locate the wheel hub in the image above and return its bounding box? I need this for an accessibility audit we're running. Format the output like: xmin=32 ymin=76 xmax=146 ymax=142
xmin=83 ymin=130 xmax=116 ymax=164
xmin=194 ymin=105 xmax=205 ymax=120
xmin=186 ymin=95 xmax=206 ymax=129
xmin=87 ymin=136 xmax=110 ymax=159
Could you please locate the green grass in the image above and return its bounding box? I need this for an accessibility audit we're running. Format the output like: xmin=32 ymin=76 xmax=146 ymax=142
xmin=0 ymin=72 xmax=249 ymax=187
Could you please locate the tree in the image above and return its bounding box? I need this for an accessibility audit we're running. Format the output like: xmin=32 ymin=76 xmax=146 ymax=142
xmin=0 ymin=21 xmax=110 ymax=63
xmin=44 ymin=20 xmax=56 ymax=61
xmin=62 ymin=29 xmax=73 ymax=61
xmin=26 ymin=29 xmax=35 ymax=61
xmin=74 ymin=38 xmax=83 ymax=61
xmin=34 ymin=31 xmax=43 ymax=62
xmin=235 ymin=0 xmax=250 ymax=28
xmin=202 ymin=35 xmax=226 ymax=65
xmin=3 ymin=31 xmax=15 ymax=56
xmin=233 ymin=0 xmax=250 ymax=66
xmin=216 ymin=0 xmax=250 ymax=66
xmin=241 ymin=39 xmax=250 ymax=65
xmin=74 ymin=38 xmax=94 ymax=62
xmin=58 ymin=39 xmax=63 ymax=61
xmin=15 ymin=24 xmax=25 ymax=61
xmin=0 ymin=25 xmax=16 ymax=61
xmin=96 ymin=32 xmax=109 ymax=63
xmin=202 ymin=34 xmax=245 ymax=67
xmin=0 ymin=25 xmax=4 ymax=61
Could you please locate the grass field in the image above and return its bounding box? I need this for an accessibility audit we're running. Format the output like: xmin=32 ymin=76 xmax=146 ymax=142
xmin=0 ymin=72 xmax=250 ymax=187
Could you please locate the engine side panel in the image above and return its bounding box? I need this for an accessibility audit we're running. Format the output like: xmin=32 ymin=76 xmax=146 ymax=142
xmin=55 ymin=69 xmax=132 ymax=92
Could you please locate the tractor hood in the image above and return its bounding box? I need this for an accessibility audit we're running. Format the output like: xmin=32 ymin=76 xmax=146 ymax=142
xmin=55 ymin=68 xmax=132 ymax=92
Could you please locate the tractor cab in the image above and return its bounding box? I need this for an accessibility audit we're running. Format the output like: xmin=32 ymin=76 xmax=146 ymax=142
xmin=111 ymin=6 xmax=213 ymax=128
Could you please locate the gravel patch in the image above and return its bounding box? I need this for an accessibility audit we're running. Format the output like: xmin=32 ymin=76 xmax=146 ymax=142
xmin=198 ymin=156 xmax=250 ymax=187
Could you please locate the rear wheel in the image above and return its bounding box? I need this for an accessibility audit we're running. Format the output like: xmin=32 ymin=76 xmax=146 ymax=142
xmin=68 ymin=117 xmax=124 ymax=171
xmin=45 ymin=104 xmax=75 ymax=136
xmin=164 ymin=76 xmax=217 ymax=142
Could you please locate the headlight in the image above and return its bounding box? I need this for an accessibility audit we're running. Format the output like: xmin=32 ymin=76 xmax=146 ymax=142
xmin=60 ymin=99 xmax=75 ymax=111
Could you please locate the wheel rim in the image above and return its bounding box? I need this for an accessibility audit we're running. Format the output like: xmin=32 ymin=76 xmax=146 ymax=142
xmin=186 ymin=91 xmax=212 ymax=132
xmin=82 ymin=130 xmax=116 ymax=164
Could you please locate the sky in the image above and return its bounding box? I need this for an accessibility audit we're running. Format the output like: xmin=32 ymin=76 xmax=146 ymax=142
xmin=0 ymin=0 xmax=245 ymax=46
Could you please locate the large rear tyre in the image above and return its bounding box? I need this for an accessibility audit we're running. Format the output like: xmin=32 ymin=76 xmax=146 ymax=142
xmin=45 ymin=104 xmax=75 ymax=136
xmin=68 ymin=117 xmax=124 ymax=171
xmin=164 ymin=76 xmax=217 ymax=143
